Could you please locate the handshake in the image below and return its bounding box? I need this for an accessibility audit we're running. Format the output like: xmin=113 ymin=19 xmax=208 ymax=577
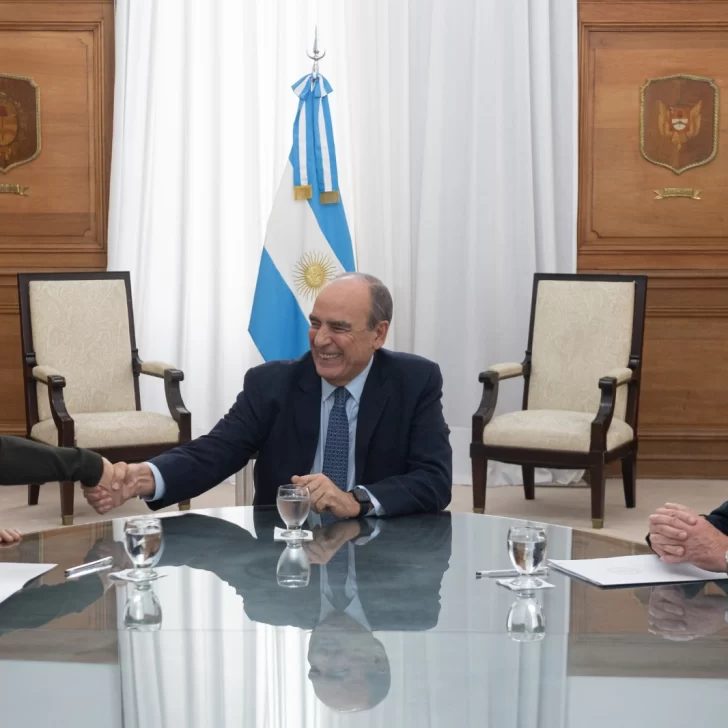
xmin=84 ymin=459 xmax=157 ymax=515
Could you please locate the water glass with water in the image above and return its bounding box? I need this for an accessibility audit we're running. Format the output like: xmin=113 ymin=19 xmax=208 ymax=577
xmin=277 ymin=485 xmax=311 ymax=539
xmin=276 ymin=542 xmax=311 ymax=588
xmin=506 ymin=594 xmax=546 ymax=642
xmin=507 ymin=524 xmax=547 ymax=591
xmin=124 ymin=516 xmax=163 ymax=581
xmin=123 ymin=582 xmax=163 ymax=631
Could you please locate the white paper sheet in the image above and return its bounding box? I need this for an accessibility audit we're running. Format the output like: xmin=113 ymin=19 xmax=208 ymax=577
xmin=548 ymin=554 xmax=728 ymax=587
xmin=0 ymin=563 xmax=56 ymax=604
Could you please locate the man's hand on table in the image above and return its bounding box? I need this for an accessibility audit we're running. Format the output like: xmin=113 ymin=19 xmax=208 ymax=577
xmin=291 ymin=473 xmax=360 ymax=518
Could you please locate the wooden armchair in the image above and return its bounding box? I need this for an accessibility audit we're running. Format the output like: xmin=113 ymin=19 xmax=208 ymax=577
xmin=470 ymin=274 xmax=647 ymax=528
xmin=18 ymin=272 xmax=192 ymax=525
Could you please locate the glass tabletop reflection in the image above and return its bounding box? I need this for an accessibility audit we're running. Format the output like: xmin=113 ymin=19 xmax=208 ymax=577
xmin=0 ymin=506 xmax=726 ymax=727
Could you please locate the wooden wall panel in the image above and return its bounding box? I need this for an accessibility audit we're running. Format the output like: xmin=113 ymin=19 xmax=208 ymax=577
xmin=0 ymin=0 xmax=112 ymax=435
xmin=579 ymin=0 xmax=728 ymax=476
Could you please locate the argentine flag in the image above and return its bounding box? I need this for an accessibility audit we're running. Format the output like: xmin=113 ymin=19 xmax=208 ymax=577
xmin=249 ymin=73 xmax=356 ymax=362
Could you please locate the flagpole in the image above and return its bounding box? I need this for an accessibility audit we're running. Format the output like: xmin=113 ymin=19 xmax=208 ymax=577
xmin=305 ymin=28 xmax=358 ymax=269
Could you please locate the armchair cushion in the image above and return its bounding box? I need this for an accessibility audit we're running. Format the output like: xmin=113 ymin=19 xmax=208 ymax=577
xmin=482 ymin=409 xmax=633 ymax=453
xmin=31 ymin=412 xmax=180 ymax=449
xmin=528 ymin=280 xmax=635 ymax=419
xmin=29 ymin=279 xmax=137 ymax=420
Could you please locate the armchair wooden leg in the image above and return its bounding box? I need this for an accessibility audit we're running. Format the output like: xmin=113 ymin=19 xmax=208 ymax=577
xmin=472 ymin=456 xmax=487 ymax=514
xmin=621 ymin=452 xmax=636 ymax=508
xmin=522 ymin=466 xmax=535 ymax=500
xmin=28 ymin=484 xmax=40 ymax=506
xmin=60 ymin=481 xmax=74 ymax=526
xmin=590 ymin=465 xmax=605 ymax=529
xmin=178 ymin=500 xmax=191 ymax=512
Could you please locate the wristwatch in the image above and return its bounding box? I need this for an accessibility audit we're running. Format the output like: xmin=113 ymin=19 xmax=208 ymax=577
xmin=352 ymin=487 xmax=373 ymax=517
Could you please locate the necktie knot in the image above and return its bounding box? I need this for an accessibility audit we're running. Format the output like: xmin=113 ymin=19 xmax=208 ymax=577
xmin=334 ymin=387 xmax=349 ymax=406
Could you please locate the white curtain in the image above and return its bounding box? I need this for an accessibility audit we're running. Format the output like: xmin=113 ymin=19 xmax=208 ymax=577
xmin=108 ymin=0 xmax=577 ymax=486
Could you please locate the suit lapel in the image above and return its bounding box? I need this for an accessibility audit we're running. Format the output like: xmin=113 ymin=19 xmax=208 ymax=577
xmin=355 ymin=352 xmax=390 ymax=481
xmin=293 ymin=355 xmax=321 ymax=474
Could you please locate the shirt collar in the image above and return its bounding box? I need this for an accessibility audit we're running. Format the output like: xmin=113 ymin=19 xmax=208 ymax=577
xmin=321 ymin=356 xmax=374 ymax=405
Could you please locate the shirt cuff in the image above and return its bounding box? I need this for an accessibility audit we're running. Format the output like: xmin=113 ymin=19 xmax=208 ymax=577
xmin=357 ymin=487 xmax=384 ymax=517
xmin=143 ymin=462 xmax=166 ymax=502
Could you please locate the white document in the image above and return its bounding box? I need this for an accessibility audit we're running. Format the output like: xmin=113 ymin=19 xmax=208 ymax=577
xmin=0 ymin=563 xmax=56 ymax=604
xmin=548 ymin=554 xmax=728 ymax=587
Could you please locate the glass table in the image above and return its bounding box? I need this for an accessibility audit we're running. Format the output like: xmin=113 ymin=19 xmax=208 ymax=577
xmin=0 ymin=507 xmax=726 ymax=727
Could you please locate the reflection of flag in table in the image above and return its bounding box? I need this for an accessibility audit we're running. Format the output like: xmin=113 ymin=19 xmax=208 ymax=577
xmin=249 ymin=73 xmax=355 ymax=362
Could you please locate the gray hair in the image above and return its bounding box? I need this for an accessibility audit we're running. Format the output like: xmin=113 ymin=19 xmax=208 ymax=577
xmin=333 ymin=272 xmax=393 ymax=330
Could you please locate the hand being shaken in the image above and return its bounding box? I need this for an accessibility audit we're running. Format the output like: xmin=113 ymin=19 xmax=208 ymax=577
xmin=82 ymin=461 xmax=156 ymax=515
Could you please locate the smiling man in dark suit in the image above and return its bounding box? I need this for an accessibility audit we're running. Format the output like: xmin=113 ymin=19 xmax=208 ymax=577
xmin=83 ymin=273 xmax=453 ymax=518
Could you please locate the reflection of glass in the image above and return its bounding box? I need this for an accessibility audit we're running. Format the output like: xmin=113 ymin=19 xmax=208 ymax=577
xmin=124 ymin=517 xmax=163 ymax=580
xmin=277 ymin=485 xmax=311 ymax=539
xmin=277 ymin=542 xmax=311 ymax=588
xmin=507 ymin=594 xmax=545 ymax=642
xmin=124 ymin=582 xmax=162 ymax=631
xmin=507 ymin=525 xmax=547 ymax=591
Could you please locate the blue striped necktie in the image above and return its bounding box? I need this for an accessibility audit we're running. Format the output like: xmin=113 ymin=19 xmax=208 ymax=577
xmin=322 ymin=387 xmax=350 ymax=490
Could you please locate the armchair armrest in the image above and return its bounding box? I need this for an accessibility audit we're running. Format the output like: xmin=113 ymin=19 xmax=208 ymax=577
xmin=31 ymin=366 xmax=74 ymax=441
xmin=141 ymin=360 xmax=181 ymax=379
xmin=601 ymin=367 xmax=632 ymax=387
xmin=136 ymin=357 xmax=191 ymax=441
xmin=32 ymin=365 xmax=65 ymax=386
xmin=486 ymin=362 xmax=523 ymax=381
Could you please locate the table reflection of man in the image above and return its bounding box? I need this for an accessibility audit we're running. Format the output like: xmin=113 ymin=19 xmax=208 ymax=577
xmin=0 ymin=509 xmax=451 ymax=712
xmin=648 ymin=584 xmax=728 ymax=642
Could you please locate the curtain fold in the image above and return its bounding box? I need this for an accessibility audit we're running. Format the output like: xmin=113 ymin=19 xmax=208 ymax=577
xmin=109 ymin=0 xmax=577 ymax=486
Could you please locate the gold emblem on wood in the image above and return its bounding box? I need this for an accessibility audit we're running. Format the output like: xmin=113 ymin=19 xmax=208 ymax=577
xmin=0 ymin=74 xmax=41 ymax=174
xmin=640 ymin=74 xmax=718 ymax=175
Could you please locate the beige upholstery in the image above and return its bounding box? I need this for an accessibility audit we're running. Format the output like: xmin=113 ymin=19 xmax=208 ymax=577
xmin=29 ymin=280 xmax=137 ymax=421
xmin=31 ymin=412 xmax=180 ymax=449
xmin=32 ymin=365 xmax=63 ymax=383
xmin=141 ymin=360 xmax=178 ymax=377
xmin=527 ymin=280 xmax=634 ymax=421
xmin=483 ymin=410 xmax=634 ymax=453
xmin=488 ymin=362 xmax=523 ymax=380
xmin=603 ymin=367 xmax=632 ymax=386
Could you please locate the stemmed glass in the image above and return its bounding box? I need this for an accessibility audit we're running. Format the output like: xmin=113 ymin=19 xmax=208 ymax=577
xmin=109 ymin=516 xmax=163 ymax=583
xmin=507 ymin=525 xmax=547 ymax=592
xmin=276 ymin=542 xmax=311 ymax=588
xmin=123 ymin=582 xmax=163 ymax=631
xmin=276 ymin=485 xmax=311 ymax=539
xmin=506 ymin=594 xmax=546 ymax=642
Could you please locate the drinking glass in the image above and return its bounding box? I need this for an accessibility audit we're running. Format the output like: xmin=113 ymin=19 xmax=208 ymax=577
xmin=277 ymin=542 xmax=311 ymax=588
xmin=123 ymin=582 xmax=163 ymax=631
xmin=507 ymin=524 xmax=547 ymax=591
xmin=276 ymin=485 xmax=311 ymax=539
xmin=506 ymin=594 xmax=546 ymax=642
xmin=124 ymin=516 xmax=163 ymax=581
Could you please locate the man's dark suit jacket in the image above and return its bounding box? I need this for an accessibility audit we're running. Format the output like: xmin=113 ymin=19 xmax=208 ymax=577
xmin=0 ymin=510 xmax=452 ymax=635
xmin=149 ymin=349 xmax=453 ymax=516
xmin=706 ymin=502 xmax=728 ymax=535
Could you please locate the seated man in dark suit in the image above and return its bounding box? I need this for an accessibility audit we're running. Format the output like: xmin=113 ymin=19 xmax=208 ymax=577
xmin=0 ymin=509 xmax=452 ymax=712
xmin=647 ymin=500 xmax=728 ymax=572
xmin=83 ymin=273 xmax=453 ymax=518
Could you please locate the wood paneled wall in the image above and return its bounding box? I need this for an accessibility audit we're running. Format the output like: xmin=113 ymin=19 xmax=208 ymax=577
xmin=579 ymin=0 xmax=728 ymax=476
xmin=0 ymin=0 xmax=113 ymax=436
